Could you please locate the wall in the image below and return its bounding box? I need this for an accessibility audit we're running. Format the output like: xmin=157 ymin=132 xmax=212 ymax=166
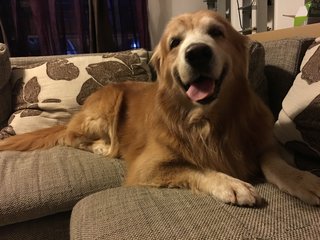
xmin=147 ymin=0 xmax=272 ymax=47
xmin=148 ymin=0 xmax=207 ymax=48
xmin=274 ymin=0 xmax=305 ymax=29
xmin=148 ymin=0 xmax=307 ymax=48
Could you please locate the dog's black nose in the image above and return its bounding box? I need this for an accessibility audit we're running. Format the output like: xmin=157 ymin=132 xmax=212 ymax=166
xmin=185 ymin=43 xmax=213 ymax=68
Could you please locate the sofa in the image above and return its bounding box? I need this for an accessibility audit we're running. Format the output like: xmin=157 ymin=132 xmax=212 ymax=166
xmin=0 ymin=35 xmax=320 ymax=240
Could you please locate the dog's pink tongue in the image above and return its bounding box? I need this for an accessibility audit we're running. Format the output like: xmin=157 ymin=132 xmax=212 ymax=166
xmin=186 ymin=78 xmax=215 ymax=101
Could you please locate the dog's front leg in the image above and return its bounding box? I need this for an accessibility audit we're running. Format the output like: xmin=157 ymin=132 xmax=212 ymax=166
xmin=126 ymin=161 xmax=262 ymax=207
xmin=260 ymin=150 xmax=320 ymax=205
xmin=189 ymin=170 xmax=262 ymax=206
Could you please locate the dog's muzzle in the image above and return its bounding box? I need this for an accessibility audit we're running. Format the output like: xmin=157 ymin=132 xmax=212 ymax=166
xmin=178 ymin=43 xmax=227 ymax=105
xmin=185 ymin=43 xmax=213 ymax=71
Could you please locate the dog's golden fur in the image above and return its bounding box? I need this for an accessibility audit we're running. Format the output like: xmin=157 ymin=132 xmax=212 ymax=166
xmin=1 ymin=10 xmax=319 ymax=206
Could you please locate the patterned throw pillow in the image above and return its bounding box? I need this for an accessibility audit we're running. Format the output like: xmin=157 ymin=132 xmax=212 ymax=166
xmin=0 ymin=49 xmax=152 ymax=138
xmin=0 ymin=43 xmax=11 ymax=132
xmin=274 ymin=37 xmax=320 ymax=164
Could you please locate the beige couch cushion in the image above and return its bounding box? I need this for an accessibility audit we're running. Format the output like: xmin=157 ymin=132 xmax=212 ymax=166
xmin=0 ymin=49 xmax=152 ymax=137
xmin=0 ymin=147 xmax=125 ymax=226
xmin=70 ymin=185 xmax=320 ymax=239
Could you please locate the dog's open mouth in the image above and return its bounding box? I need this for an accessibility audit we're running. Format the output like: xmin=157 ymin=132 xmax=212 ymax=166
xmin=185 ymin=76 xmax=216 ymax=103
xmin=182 ymin=65 xmax=228 ymax=104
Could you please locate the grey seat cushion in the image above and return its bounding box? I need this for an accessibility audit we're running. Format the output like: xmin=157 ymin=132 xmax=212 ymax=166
xmin=71 ymin=185 xmax=320 ymax=240
xmin=0 ymin=146 xmax=125 ymax=226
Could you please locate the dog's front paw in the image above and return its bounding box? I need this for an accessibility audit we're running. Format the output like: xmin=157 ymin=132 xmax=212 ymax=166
xmin=205 ymin=173 xmax=262 ymax=207
xmin=281 ymin=171 xmax=320 ymax=206
xmin=91 ymin=140 xmax=111 ymax=156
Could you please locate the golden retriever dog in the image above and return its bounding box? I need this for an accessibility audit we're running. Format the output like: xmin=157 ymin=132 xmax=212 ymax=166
xmin=1 ymin=10 xmax=319 ymax=206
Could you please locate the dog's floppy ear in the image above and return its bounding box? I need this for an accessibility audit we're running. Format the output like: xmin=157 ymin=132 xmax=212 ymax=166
xmin=150 ymin=44 xmax=162 ymax=74
xmin=240 ymin=35 xmax=250 ymax=78
xmin=232 ymin=31 xmax=250 ymax=79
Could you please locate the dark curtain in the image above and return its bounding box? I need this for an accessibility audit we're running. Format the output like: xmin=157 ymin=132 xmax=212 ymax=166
xmin=0 ymin=16 xmax=7 ymax=46
xmin=88 ymin=0 xmax=115 ymax=52
xmin=28 ymin=0 xmax=64 ymax=55
xmin=0 ymin=0 xmax=150 ymax=57
xmin=105 ymin=0 xmax=150 ymax=50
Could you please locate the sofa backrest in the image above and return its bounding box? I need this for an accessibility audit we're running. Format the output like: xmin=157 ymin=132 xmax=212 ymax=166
xmin=263 ymin=37 xmax=315 ymax=118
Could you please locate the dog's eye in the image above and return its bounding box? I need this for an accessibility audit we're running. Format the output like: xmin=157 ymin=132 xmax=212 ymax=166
xmin=169 ymin=37 xmax=181 ymax=50
xmin=208 ymin=27 xmax=224 ymax=38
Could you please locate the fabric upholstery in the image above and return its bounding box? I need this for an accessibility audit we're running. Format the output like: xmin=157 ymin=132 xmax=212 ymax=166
xmin=0 ymin=147 xmax=125 ymax=226
xmin=263 ymin=37 xmax=315 ymax=118
xmin=0 ymin=43 xmax=11 ymax=130
xmin=0 ymin=49 xmax=152 ymax=138
xmin=70 ymin=185 xmax=320 ymax=240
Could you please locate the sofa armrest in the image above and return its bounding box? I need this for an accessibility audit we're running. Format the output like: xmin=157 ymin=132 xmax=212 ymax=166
xmin=248 ymin=23 xmax=320 ymax=42
xmin=0 ymin=43 xmax=11 ymax=130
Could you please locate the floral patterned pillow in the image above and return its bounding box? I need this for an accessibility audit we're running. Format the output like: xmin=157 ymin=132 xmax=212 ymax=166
xmin=274 ymin=37 xmax=320 ymax=167
xmin=0 ymin=49 xmax=152 ymax=138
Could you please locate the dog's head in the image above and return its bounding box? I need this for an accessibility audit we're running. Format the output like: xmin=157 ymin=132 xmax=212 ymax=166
xmin=151 ymin=10 xmax=249 ymax=106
